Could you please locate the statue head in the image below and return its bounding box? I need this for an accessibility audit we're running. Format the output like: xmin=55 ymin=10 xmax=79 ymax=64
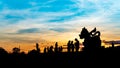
xmin=79 ymin=27 xmax=89 ymax=39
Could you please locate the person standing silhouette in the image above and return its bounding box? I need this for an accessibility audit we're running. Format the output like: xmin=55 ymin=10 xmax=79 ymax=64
xmin=74 ymin=38 xmax=80 ymax=52
xmin=67 ymin=40 xmax=71 ymax=52
xmin=36 ymin=43 xmax=40 ymax=53
xmin=70 ymin=41 xmax=74 ymax=52
xmin=54 ymin=42 xmax=58 ymax=53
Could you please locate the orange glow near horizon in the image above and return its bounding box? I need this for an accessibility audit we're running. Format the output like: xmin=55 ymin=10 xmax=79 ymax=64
xmin=0 ymin=27 xmax=120 ymax=53
xmin=0 ymin=35 xmax=119 ymax=53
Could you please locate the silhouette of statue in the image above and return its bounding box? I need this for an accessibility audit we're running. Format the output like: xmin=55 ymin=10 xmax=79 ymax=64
xmin=79 ymin=27 xmax=101 ymax=51
xmin=74 ymin=38 xmax=80 ymax=52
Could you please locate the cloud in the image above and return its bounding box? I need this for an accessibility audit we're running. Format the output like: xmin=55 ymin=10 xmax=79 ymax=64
xmin=17 ymin=28 xmax=40 ymax=34
xmin=29 ymin=2 xmax=38 ymax=6
xmin=103 ymin=40 xmax=120 ymax=45
xmin=0 ymin=33 xmax=46 ymax=44
xmin=49 ymin=28 xmax=72 ymax=32
xmin=0 ymin=0 xmax=120 ymax=46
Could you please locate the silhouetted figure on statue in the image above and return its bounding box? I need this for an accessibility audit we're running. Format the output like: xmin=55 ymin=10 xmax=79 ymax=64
xmin=74 ymin=38 xmax=80 ymax=52
xmin=79 ymin=27 xmax=101 ymax=51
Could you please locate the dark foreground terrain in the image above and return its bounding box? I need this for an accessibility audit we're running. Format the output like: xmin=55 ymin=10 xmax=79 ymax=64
xmin=0 ymin=46 xmax=120 ymax=67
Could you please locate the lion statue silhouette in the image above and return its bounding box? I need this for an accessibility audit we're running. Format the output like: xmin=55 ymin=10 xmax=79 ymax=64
xmin=79 ymin=27 xmax=101 ymax=51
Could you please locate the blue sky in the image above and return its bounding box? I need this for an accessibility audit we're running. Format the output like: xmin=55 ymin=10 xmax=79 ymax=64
xmin=0 ymin=0 xmax=120 ymax=52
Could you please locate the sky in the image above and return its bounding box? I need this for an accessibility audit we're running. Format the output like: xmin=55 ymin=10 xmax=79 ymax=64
xmin=0 ymin=0 xmax=120 ymax=53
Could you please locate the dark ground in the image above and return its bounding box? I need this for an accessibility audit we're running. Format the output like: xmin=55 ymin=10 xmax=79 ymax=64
xmin=0 ymin=46 xmax=120 ymax=67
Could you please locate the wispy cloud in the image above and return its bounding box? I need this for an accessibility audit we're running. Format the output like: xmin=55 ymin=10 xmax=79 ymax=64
xmin=0 ymin=0 xmax=120 ymax=50
xmin=17 ymin=28 xmax=40 ymax=34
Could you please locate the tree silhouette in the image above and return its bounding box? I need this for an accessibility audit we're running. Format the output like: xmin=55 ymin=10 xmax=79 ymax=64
xmin=0 ymin=47 xmax=8 ymax=55
xmin=12 ymin=47 xmax=20 ymax=53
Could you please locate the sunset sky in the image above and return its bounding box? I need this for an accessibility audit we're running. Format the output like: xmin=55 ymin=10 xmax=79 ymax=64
xmin=0 ymin=0 xmax=120 ymax=53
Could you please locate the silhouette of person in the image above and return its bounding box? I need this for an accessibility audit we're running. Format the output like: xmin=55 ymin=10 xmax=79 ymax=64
xmin=70 ymin=41 xmax=74 ymax=52
xmin=44 ymin=47 xmax=47 ymax=53
xmin=59 ymin=46 xmax=63 ymax=52
xmin=111 ymin=42 xmax=114 ymax=48
xmin=36 ymin=43 xmax=40 ymax=53
xmin=74 ymin=38 xmax=80 ymax=52
xmin=67 ymin=40 xmax=71 ymax=52
xmin=49 ymin=46 xmax=54 ymax=53
xmin=54 ymin=42 xmax=58 ymax=53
